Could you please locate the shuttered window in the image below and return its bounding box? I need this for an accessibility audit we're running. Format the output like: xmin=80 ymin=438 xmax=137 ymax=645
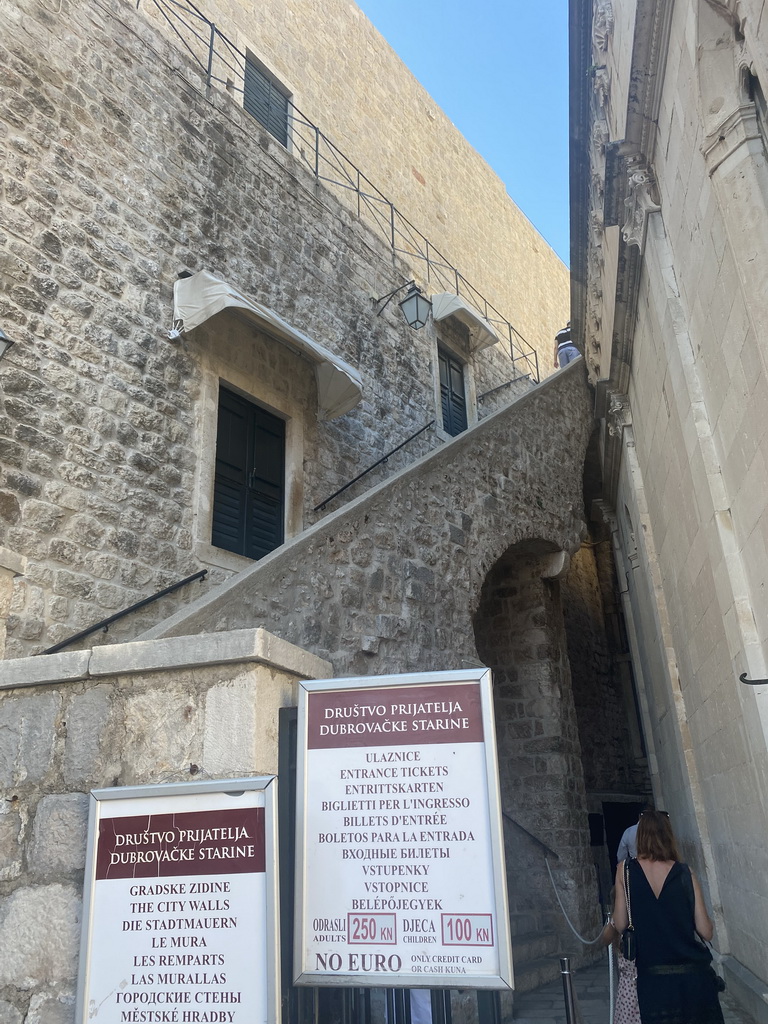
xmin=438 ymin=346 xmax=468 ymax=436
xmin=243 ymin=55 xmax=290 ymax=147
xmin=212 ymin=386 xmax=285 ymax=560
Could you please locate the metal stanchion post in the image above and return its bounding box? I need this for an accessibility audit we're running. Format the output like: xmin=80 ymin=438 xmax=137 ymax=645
xmin=560 ymin=957 xmax=577 ymax=1024
xmin=605 ymin=908 xmax=615 ymax=1024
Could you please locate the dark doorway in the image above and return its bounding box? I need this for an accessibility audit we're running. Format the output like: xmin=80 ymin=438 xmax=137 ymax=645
xmin=212 ymin=385 xmax=285 ymax=560
xmin=438 ymin=346 xmax=468 ymax=436
xmin=602 ymin=801 xmax=645 ymax=872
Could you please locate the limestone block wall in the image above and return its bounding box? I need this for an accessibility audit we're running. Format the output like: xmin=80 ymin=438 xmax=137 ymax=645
xmin=137 ymin=0 xmax=570 ymax=369
xmin=624 ymin=219 xmax=768 ymax=990
xmin=618 ymin=0 xmax=768 ymax=997
xmin=0 ymin=628 xmax=330 ymax=1022
xmin=577 ymin=0 xmax=768 ymax=1007
xmin=0 ymin=0 xmax=538 ymax=658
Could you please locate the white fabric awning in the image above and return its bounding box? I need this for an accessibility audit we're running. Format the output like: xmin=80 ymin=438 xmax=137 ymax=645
xmin=430 ymin=292 xmax=500 ymax=352
xmin=172 ymin=271 xmax=363 ymax=420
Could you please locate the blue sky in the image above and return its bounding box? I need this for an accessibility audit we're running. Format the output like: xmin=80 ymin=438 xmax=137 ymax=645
xmin=354 ymin=0 xmax=571 ymax=266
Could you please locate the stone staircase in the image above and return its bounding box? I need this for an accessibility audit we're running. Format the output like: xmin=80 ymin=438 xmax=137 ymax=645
xmin=512 ymin=927 xmax=563 ymax=992
xmin=511 ymin=912 xmax=606 ymax=1001
xmin=138 ymin=363 xmax=592 ymax=682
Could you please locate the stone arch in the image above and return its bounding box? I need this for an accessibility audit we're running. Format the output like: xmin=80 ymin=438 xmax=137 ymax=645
xmin=472 ymin=538 xmax=598 ymax=945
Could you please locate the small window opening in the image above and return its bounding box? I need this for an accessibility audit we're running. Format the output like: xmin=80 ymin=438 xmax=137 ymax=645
xmin=244 ymin=54 xmax=290 ymax=147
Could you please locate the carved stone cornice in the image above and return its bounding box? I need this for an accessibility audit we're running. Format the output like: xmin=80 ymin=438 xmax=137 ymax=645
xmin=622 ymin=164 xmax=661 ymax=252
xmin=592 ymin=1 xmax=614 ymax=52
xmin=568 ymin=0 xmax=595 ymax=360
xmin=593 ymin=67 xmax=610 ymax=113
xmin=607 ymin=391 xmax=632 ymax=437
xmin=592 ymin=116 xmax=610 ymax=150
xmin=591 ymin=498 xmax=618 ymax=533
xmin=624 ymin=0 xmax=675 ymax=167
xmin=701 ymin=103 xmax=762 ymax=175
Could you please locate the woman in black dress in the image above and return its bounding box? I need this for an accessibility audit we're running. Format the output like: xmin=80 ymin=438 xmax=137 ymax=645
xmin=611 ymin=810 xmax=724 ymax=1024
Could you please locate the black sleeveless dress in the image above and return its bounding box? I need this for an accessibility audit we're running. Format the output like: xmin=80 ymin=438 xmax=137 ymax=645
xmin=628 ymin=859 xmax=724 ymax=1024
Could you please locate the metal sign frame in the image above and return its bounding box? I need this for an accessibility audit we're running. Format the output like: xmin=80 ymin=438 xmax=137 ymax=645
xmin=72 ymin=774 xmax=280 ymax=1024
xmin=290 ymin=667 xmax=514 ymax=987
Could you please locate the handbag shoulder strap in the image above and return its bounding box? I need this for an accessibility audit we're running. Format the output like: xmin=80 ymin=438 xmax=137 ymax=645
xmin=680 ymin=862 xmax=695 ymax=915
xmin=623 ymin=859 xmax=634 ymax=929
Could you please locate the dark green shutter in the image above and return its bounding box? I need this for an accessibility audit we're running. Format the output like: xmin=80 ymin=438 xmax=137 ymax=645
xmin=438 ymin=347 xmax=468 ymax=436
xmin=213 ymin=387 xmax=285 ymax=560
xmin=244 ymin=57 xmax=289 ymax=146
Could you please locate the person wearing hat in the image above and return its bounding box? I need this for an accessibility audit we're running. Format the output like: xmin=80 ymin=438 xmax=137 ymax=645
xmin=553 ymin=321 xmax=580 ymax=368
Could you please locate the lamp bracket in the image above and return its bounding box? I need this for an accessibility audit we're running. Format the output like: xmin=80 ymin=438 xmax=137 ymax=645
xmin=374 ymin=280 xmax=416 ymax=316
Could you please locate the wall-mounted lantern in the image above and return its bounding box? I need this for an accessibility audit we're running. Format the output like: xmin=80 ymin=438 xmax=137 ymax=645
xmin=374 ymin=280 xmax=432 ymax=330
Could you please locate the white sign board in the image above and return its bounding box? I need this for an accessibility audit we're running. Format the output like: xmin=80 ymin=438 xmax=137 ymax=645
xmin=294 ymin=669 xmax=513 ymax=989
xmin=75 ymin=778 xmax=280 ymax=1024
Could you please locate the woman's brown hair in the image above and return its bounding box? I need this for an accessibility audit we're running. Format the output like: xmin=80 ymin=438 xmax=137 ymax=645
xmin=636 ymin=810 xmax=680 ymax=861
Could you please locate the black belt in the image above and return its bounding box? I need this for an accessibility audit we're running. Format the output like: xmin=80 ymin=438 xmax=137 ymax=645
xmin=645 ymin=963 xmax=713 ymax=976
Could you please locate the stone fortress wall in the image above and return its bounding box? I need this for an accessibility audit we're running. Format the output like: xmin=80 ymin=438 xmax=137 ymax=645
xmin=0 ymin=0 xmax=559 ymax=658
xmin=0 ymin=1 xmax=655 ymax=1018
xmin=0 ymin=364 xmax=613 ymax=1020
xmin=139 ymin=0 xmax=570 ymax=371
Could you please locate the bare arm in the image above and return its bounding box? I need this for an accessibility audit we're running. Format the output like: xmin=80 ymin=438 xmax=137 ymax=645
xmin=553 ymin=341 xmax=559 ymax=368
xmin=691 ymin=870 xmax=714 ymax=941
xmin=612 ymin=861 xmax=629 ymax=932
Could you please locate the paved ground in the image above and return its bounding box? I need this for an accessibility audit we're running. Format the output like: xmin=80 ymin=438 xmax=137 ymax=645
xmin=512 ymin=956 xmax=757 ymax=1024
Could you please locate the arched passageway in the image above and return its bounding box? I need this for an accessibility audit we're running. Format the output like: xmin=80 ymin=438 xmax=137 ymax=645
xmin=473 ymin=532 xmax=650 ymax=986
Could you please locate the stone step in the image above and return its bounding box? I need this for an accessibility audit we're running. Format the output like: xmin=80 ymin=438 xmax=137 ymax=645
xmin=513 ymin=953 xmax=564 ymax=993
xmin=511 ymin=928 xmax=565 ymax=995
xmin=511 ymin=930 xmax=560 ymax=964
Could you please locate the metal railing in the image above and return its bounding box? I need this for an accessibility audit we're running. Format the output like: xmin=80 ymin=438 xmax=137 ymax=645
xmin=39 ymin=569 xmax=208 ymax=655
xmin=137 ymin=0 xmax=540 ymax=381
xmin=477 ymin=374 xmax=532 ymax=402
xmin=313 ymin=420 xmax=435 ymax=512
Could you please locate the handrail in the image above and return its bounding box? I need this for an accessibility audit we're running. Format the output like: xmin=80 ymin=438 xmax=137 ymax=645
xmin=477 ymin=374 xmax=532 ymax=402
xmin=39 ymin=570 xmax=208 ymax=655
xmin=314 ymin=421 xmax=435 ymax=512
xmin=739 ymin=673 xmax=767 ymax=685
xmin=502 ymin=811 xmax=560 ymax=861
xmin=136 ymin=0 xmax=540 ymax=382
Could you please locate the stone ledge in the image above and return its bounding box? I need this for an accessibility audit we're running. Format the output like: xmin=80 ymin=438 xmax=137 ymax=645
xmin=0 ymin=651 xmax=91 ymax=691
xmin=0 ymin=630 xmax=332 ymax=691
xmin=89 ymin=627 xmax=332 ymax=680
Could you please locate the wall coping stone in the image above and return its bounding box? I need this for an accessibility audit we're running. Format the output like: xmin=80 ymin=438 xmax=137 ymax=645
xmin=0 ymin=651 xmax=92 ymax=691
xmin=0 ymin=629 xmax=331 ymax=692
